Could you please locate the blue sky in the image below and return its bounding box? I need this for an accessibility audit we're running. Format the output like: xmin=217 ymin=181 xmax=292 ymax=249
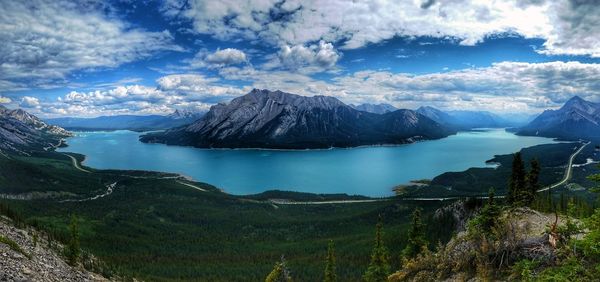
xmin=1 ymin=0 xmax=599 ymax=117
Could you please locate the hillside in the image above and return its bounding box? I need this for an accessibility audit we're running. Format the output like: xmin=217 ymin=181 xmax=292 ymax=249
xmin=518 ymin=96 xmax=600 ymax=141
xmin=140 ymin=89 xmax=454 ymax=149
xmin=0 ymin=105 xmax=71 ymax=155
xmin=0 ymin=217 xmax=107 ymax=281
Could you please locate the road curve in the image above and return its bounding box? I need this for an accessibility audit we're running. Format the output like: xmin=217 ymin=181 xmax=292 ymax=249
xmin=402 ymin=141 xmax=590 ymax=202
xmin=62 ymin=153 xmax=91 ymax=173
xmin=537 ymin=141 xmax=590 ymax=192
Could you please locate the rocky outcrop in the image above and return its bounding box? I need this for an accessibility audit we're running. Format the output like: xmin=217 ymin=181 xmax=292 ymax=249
xmin=390 ymin=207 xmax=577 ymax=282
xmin=0 ymin=105 xmax=72 ymax=155
xmin=0 ymin=217 xmax=108 ymax=281
xmin=140 ymin=89 xmax=453 ymax=149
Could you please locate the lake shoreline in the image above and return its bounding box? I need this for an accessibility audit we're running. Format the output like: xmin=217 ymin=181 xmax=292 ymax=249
xmin=58 ymin=129 xmax=558 ymax=197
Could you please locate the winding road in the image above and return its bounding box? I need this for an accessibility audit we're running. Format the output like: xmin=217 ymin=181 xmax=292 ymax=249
xmin=400 ymin=141 xmax=590 ymax=202
xmin=537 ymin=141 xmax=590 ymax=192
xmin=62 ymin=153 xmax=91 ymax=173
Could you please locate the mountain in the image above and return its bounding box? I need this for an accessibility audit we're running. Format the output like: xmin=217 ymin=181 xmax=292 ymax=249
xmin=0 ymin=105 xmax=71 ymax=154
xmin=416 ymin=106 xmax=523 ymax=129
xmin=415 ymin=106 xmax=455 ymax=125
xmin=140 ymin=89 xmax=453 ymax=149
xmin=351 ymin=103 xmax=398 ymax=114
xmin=518 ymin=96 xmax=600 ymax=140
xmin=46 ymin=110 xmax=204 ymax=131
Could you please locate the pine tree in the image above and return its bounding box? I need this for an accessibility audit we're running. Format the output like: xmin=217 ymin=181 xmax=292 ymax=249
xmin=524 ymin=158 xmax=541 ymax=206
xmin=266 ymin=256 xmax=292 ymax=282
xmin=363 ymin=216 xmax=391 ymax=282
xmin=65 ymin=214 xmax=80 ymax=266
xmin=324 ymin=240 xmax=336 ymax=282
xmin=508 ymin=152 xmax=527 ymax=206
xmin=472 ymin=188 xmax=501 ymax=237
xmin=401 ymin=208 xmax=427 ymax=259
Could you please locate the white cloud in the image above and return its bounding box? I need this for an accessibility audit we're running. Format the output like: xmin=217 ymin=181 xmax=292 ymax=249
xmin=0 ymin=0 xmax=183 ymax=91
xmin=0 ymin=96 xmax=11 ymax=104
xmin=163 ymin=0 xmax=599 ymax=57
xmin=23 ymin=61 xmax=600 ymax=117
xmin=217 ymin=61 xmax=600 ymax=112
xmin=264 ymin=41 xmax=341 ymax=72
xmin=34 ymin=74 xmax=248 ymax=117
xmin=20 ymin=96 xmax=40 ymax=108
xmin=205 ymin=48 xmax=248 ymax=66
xmin=188 ymin=48 xmax=249 ymax=69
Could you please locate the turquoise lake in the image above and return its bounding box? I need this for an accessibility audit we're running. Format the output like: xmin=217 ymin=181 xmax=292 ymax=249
xmin=58 ymin=129 xmax=556 ymax=197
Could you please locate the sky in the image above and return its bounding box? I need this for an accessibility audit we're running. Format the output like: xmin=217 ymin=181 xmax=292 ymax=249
xmin=0 ymin=0 xmax=599 ymax=118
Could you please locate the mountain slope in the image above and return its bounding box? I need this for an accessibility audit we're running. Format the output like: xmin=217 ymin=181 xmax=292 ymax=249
xmin=518 ymin=96 xmax=600 ymax=140
xmin=351 ymin=103 xmax=398 ymax=114
xmin=140 ymin=89 xmax=453 ymax=149
xmin=0 ymin=218 xmax=108 ymax=281
xmin=46 ymin=110 xmax=204 ymax=131
xmin=0 ymin=105 xmax=71 ymax=154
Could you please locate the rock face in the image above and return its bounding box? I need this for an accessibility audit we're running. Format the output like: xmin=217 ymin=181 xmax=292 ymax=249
xmin=140 ymin=89 xmax=453 ymax=149
xmin=46 ymin=109 xmax=204 ymax=131
xmin=351 ymin=103 xmax=398 ymax=114
xmin=0 ymin=105 xmax=72 ymax=154
xmin=0 ymin=218 xmax=108 ymax=281
xmin=518 ymin=96 xmax=600 ymax=140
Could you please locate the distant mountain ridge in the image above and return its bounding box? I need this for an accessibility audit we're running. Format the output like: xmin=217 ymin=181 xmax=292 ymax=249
xmin=518 ymin=96 xmax=600 ymax=140
xmin=416 ymin=106 xmax=526 ymax=129
xmin=140 ymin=89 xmax=454 ymax=149
xmin=46 ymin=110 xmax=204 ymax=131
xmin=0 ymin=105 xmax=71 ymax=154
xmin=351 ymin=103 xmax=398 ymax=114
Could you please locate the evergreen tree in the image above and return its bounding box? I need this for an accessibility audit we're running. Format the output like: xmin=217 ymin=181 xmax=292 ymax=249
xmin=508 ymin=152 xmax=527 ymax=206
xmin=470 ymin=188 xmax=501 ymax=237
xmin=524 ymin=158 xmax=541 ymax=206
xmin=266 ymin=256 xmax=292 ymax=282
xmin=323 ymin=240 xmax=336 ymax=282
xmin=65 ymin=214 xmax=80 ymax=266
xmin=401 ymin=208 xmax=427 ymax=259
xmin=363 ymin=216 xmax=391 ymax=282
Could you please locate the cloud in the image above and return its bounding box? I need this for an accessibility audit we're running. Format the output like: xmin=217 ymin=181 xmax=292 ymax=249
xmin=539 ymin=0 xmax=600 ymax=57
xmin=264 ymin=41 xmax=341 ymax=72
xmin=23 ymin=61 xmax=600 ymax=117
xmin=205 ymin=48 xmax=248 ymax=66
xmin=157 ymin=74 xmax=247 ymax=99
xmin=162 ymin=0 xmax=599 ymax=57
xmin=0 ymin=96 xmax=11 ymax=104
xmin=20 ymin=96 xmax=40 ymax=108
xmin=217 ymin=61 xmax=600 ymax=113
xmin=0 ymin=0 xmax=183 ymax=91
xmin=33 ymin=74 xmax=248 ymax=117
xmin=188 ymin=48 xmax=249 ymax=69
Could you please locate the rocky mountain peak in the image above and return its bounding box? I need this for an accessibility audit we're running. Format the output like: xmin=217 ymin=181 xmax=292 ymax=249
xmin=561 ymin=95 xmax=598 ymax=115
xmin=141 ymin=89 xmax=453 ymax=149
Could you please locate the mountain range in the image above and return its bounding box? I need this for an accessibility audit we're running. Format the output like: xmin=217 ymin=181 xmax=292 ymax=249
xmin=350 ymin=103 xmax=398 ymax=114
xmin=518 ymin=96 xmax=600 ymax=140
xmin=140 ymin=89 xmax=454 ymax=149
xmin=416 ymin=106 xmax=530 ymax=129
xmin=46 ymin=109 xmax=204 ymax=131
xmin=0 ymin=105 xmax=71 ymax=155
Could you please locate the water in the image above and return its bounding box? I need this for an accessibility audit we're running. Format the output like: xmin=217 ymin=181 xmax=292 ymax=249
xmin=58 ymin=129 xmax=556 ymax=197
